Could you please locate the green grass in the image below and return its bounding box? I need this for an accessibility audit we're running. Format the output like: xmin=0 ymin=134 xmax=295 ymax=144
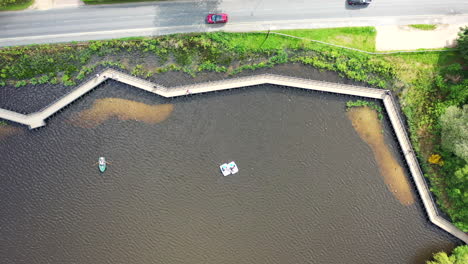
xmin=409 ymin=24 xmax=438 ymax=30
xmin=0 ymin=0 xmax=33 ymax=11
xmin=82 ymin=0 xmax=163 ymax=4
xmin=224 ymin=33 xmax=304 ymax=51
xmin=383 ymin=51 xmax=458 ymax=84
xmin=274 ymin=27 xmax=377 ymax=52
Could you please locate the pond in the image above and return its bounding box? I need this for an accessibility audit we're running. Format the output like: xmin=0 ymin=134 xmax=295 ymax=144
xmin=0 ymin=76 xmax=459 ymax=264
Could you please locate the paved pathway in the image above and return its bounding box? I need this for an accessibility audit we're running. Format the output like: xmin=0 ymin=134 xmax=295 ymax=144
xmin=29 ymin=0 xmax=83 ymax=10
xmin=376 ymin=23 xmax=468 ymax=50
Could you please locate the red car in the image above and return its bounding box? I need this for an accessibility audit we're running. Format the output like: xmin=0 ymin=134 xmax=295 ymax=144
xmin=206 ymin=13 xmax=228 ymax=24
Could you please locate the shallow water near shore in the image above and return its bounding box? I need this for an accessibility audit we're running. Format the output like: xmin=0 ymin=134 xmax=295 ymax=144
xmin=0 ymin=125 xmax=21 ymax=141
xmin=68 ymin=98 xmax=174 ymax=128
xmin=347 ymin=106 xmax=415 ymax=205
xmin=0 ymin=81 xmax=460 ymax=264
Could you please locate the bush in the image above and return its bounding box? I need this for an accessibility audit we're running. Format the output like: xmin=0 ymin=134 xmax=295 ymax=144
xmin=131 ymin=64 xmax=145 ymax=76
xmin=197 ymin=61 xmax=227 ymax=73
xmin=426 ymin=245 xmax=468 ymax=264
xmin=440 ymin=105 xmax=468 ymax=162
xmin=457 ymin=26 xmax=468 ymax=62
xmin=0 ymin=0 xmax=29 ymax=8
xmin=346 ymin=99 xmax=384 ymax=119
xmin=14 ymin=80 xmax=27 ymax=87
xmin=61 ymin=74 xmax=75 ymax=86
xmin=38 ymin=75 xmax=49 ymax=84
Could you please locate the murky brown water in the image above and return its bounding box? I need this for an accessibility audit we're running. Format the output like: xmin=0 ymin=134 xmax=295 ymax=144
xmin=0 ymin=125 xmax=21 ymax=141
xmin=347 ymin=107 xmax=415 ymax=206
xmin=68 ymin=98 xmax=174 ymax=128
xmin=0 ymin=81 xmax=460 ymax=264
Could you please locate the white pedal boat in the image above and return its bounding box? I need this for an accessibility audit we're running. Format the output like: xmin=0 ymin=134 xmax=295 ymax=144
xmin=228 ymin=161 xmax=239 ymax=174
xmin=220 ymin=163 xmax=231 ymax=176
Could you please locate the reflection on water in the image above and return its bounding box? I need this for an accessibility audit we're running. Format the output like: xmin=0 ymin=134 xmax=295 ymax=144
xmin=347 ymin=106 xmax=415 ymax=205
xmin=68 ymin=98 xmax=174 ymax=128
xmin=0 ymin=125 xmax=21 ymax=141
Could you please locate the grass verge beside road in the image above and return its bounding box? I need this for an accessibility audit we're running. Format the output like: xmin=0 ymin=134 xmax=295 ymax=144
xmin=274 ymin=27 xmax=377 ymax=52
xmin=0 ymin=28 xmax=466 ymax=230
xmin=409 ymin=24 xmax=438 ymax=30
xmin=0 ymin=0 xmax=33 ymax=11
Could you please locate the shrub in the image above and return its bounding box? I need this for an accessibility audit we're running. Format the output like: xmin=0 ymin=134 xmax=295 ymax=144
xmin=38 ymin=75 xmax=49 ymax=84
xmin=346 ymin=100 xmax=384 ymax=120
xmin=426 ymin=245 xmax=468 ymax=264
xmin=428 ymin=154 xmax=444 ymax=165
xmin=61 ymin=74 xmax=75 ymax=86
xmin=14 ymin=80 xmax=27 ymax=87
xmin=0 ymin=0 xmax=29 ymax=8
xmin=457 ymin=26 xmax=468 ymax=62
xmin=197 ymin=61 xmax=227 ymax=73
xmin=440 ymin=105 xmax=468 ymax=162
xmin=131 ymin=64 xmax=145 ymax=76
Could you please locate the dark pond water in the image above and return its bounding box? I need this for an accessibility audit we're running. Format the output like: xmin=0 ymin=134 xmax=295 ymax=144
xmin=0 ymin=78 xmax=460 ymax=264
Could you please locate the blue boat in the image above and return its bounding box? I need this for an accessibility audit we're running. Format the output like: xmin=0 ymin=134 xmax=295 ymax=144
xmin=98 ymin=157 xmax=106 ymax=173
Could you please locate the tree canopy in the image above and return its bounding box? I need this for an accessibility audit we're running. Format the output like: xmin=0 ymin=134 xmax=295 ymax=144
xmin=458 ymin=26 xmax=468 ymax=62
xmin=426 ymin=245 xmax=468 ymax=264
xmin=440 ymin=105 xmax=468 ymax=162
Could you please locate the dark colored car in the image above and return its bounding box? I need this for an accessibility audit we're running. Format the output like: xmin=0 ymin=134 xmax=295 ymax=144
xmin=347 ymin=0 xmax=371 ymax=5
xmin=206 ymin=13 xmax=228 ymax=24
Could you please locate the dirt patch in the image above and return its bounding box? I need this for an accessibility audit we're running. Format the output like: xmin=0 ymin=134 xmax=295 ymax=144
xmin=68 ymin=98 xmax=174 ymax=128
xmin=347 ymin=106 xmax=415 ymax=206
xmin=29 ymin=0 xmax=83 ymax=10
xmin=376 ymin=24 xmax=468 ymax=51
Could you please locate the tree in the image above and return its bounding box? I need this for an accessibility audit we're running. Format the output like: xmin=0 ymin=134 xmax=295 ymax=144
xmin=452 ymin=246 xmax=468 ymax=264
xmin=440 ymin=105 xmax=468 ymax=162
xmin=426 ymin=245 xmax=468 ymax=264
xmin=458 ymin=26 xmax=468 ymax=62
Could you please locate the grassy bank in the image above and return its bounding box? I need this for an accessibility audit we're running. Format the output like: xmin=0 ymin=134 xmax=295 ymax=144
xmin=0 ymin=27 xmax=466 ymax=230
xmin=0 ymin=0 xmax=33 ymax=11
xmin=409 ymin=24 xmax=438 ymax=31
xmin=274 ymin=27 xmax=377 ymax=52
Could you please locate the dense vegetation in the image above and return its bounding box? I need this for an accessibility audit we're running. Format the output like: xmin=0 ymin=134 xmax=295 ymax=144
xmin=426 ymin=245 xmax=468 ymax=264
xmin=0 ymin=27 xmax=466 ymax=229
xmin=458 ymin=26 xmax=468 ymax=62
xmin=422 ymin=26 xmax=468 ymax=231
xmin=0 ymin=0 xmax=32 ymax=11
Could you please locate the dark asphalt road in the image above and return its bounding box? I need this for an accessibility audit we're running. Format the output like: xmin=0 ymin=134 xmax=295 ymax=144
xmin=0 ymin=0 xmax=467 ymax=46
